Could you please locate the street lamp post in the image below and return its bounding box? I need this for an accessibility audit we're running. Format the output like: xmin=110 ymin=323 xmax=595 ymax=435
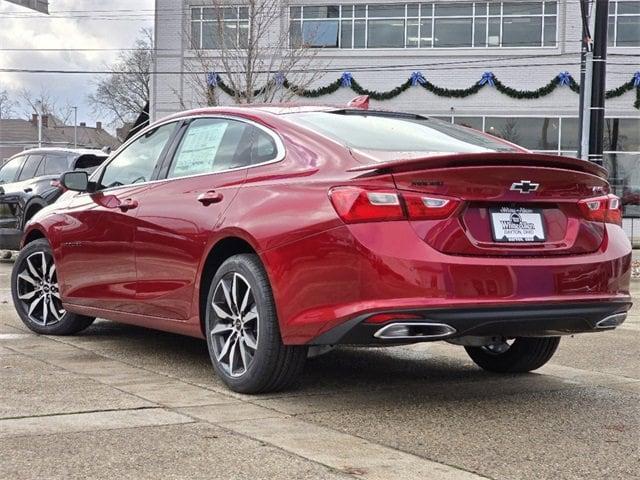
xmin=73 ymin=106 xmax=78 ymax=148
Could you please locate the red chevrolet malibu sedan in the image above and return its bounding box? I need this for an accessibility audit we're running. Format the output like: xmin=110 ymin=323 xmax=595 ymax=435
xmin=11 ymin=105 xmax=632 ymax=393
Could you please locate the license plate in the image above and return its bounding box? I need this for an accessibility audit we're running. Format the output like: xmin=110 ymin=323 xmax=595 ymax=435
xmin=490 ymin=207 xmax=545 ymax=243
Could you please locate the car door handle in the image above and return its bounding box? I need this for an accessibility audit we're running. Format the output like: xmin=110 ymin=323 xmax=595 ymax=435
xmin=118 ymin=199 xmax=139 ymax=212
xmin=197 ymin=190 xmax=223 ymax=206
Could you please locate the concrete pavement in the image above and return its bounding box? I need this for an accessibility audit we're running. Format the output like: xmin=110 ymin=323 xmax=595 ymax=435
xmin=0 ymin=257 xmax=638 ymax=480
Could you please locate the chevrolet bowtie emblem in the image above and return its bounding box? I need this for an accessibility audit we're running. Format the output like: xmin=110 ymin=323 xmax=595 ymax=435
xmin=510 ymin=180 xmax=539 ymax=194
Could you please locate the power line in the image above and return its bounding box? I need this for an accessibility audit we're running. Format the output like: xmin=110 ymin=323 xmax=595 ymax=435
xmin=7 ymin=61 xmax=639 ymax=76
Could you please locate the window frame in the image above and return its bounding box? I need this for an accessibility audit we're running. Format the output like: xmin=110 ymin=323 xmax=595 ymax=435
xmin=288 ymin=1 xmax=558 ymax=49
xmin=17 ymin=154 xmax=45 ymax=181
xmin=190 ymin=5 xmax=250 ymax=50
xmin=158 ymin=115 xmax=286 ymax=181
xmin=0 ymin=155 xmax=27 ymax=184
xmin=42 ymin=153 xmax=72 ymax=176
xmin=90 ymin=121 xmax=182 ymax=193
xmin=608 ymin=0 xmax=640 ymax=47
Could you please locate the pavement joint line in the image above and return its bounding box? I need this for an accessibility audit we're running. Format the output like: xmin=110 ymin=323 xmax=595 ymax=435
xmin=0 ymin=405 xmax=160 ymax=421
xmin=0 ymin=410 xmax=197 ymax=440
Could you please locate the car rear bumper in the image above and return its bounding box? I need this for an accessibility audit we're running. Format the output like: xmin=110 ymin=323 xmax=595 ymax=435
xmin=307 ymin=300 xmax=632 ymax=345
xmin=0 ymin=228 xmax=22 ymax=250
xmin=263 ymin=222 xmax=632 ymax=345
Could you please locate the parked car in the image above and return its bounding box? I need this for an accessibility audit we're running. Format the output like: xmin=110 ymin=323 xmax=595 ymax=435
xmin=0 ymin=148 xmax=108 ymax=251
xmin=10 ymin=105 xmax=632 ymax=393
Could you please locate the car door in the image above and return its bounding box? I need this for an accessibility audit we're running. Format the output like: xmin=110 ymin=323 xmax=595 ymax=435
xmin=133 ymin=117 xmax=282 ymax=320
xmin=0 ymin=155 xmax=27 ymax=232
xmin=55 ymin=122 xmax=179 ymax=312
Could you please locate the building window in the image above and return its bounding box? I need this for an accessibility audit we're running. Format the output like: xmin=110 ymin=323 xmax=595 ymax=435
xmin=289 ymin=1 xmax=557 ymax=49
xmin=190 ymin=6 xmax=249 ymax=49
xmin=485 ymin=117 xmax=560 ymax=151
xmin=609 ymin=1 xmax=640 ymax=46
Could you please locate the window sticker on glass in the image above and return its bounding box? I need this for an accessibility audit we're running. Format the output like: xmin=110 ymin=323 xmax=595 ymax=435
xmin=171 ymin=120 xmax=229 ymax=178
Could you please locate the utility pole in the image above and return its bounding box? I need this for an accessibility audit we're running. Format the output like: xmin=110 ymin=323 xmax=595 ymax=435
xmin=577 ymin=0 xmax=593 ymax=160
xmin=37 ymin=114 xmax=42 ymax=148
xmin=587 ymin=0 xmax=609 ymax=166
xmin=36 ymin=100 xmax=42 ymax=148
xmin=73 ymin=106 xmax=78 ymax=148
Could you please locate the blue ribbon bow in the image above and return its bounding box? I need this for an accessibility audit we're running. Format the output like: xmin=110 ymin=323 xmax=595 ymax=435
xmin=274 ymin=72 xmax=286 ymax=88
xmin=479 ymin=71 xmax=495 ymax=87
xmin=206 ymin=72 xmax=218 ymax=87
xmin=557 ymin=71 xmax=572 ymax=86
xmin=340 ymin=72 xmax=353 ymax=88
xmin=410 ymin=71 xmax=426 ymax=86
xmin=633 ymin=71 xmax=640 ymax=87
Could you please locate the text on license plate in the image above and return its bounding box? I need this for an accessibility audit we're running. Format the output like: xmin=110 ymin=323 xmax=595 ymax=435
xmin=490 ymin=207 xmax=545 ymax=243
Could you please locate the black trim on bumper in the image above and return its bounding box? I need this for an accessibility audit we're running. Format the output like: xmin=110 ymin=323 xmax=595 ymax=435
xmin=308 ymin=301 xmax=632 ymax=345
xmin=0 ymin=228 xmax=22 ymax=250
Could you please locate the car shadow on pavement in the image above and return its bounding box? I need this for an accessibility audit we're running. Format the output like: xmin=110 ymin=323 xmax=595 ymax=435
xmin=66 ymin=319 xmax=575 ymax=403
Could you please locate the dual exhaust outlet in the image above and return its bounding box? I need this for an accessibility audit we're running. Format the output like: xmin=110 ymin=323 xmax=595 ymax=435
xmin=373 ymin=322 xmax=457 ymax=340
xmin=372 ymin=313 xmax=628 ymax=340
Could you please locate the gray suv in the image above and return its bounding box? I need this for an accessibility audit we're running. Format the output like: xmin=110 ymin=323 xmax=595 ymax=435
xmin=0 ymin=148 xmax=108 ymax=250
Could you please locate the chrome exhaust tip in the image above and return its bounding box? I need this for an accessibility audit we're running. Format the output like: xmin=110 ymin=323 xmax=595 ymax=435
xmin=595 ymin=313 xmax=627 ymax=329
xmin=373 ymin=322 xmax=457 ymax=340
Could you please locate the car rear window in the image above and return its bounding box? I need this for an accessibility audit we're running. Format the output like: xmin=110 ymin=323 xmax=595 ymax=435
xmin=286 ymin=111 xmax=520 ymax=154
xmin=43 ymin=154 xmax=72 ymax=175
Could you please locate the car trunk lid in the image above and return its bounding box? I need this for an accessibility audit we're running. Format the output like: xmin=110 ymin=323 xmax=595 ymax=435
xmin=349 ymin=151 xmax=610 ymax=257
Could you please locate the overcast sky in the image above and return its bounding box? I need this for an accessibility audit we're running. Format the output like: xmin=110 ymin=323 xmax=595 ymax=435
xmin=0 ymin=0 xmax=154 ymax=127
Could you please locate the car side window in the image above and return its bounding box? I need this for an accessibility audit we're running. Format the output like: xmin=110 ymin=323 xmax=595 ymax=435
xmin=251 ymin=128 xmax=278 ymax=165
xmin=100 ymin=122 xmax=177 ymax=189
xmin=167 ymin=118 xmax=257 ymax=179
xmin=0 ymin=156 xmax=25 ymax=184
xmin=43 ymin=154 xmax=70 ymax=175
xmin=168 ymin=118 xmax=247 ymax=178
xmin=18 ymin=155 xmax=44 ymax=181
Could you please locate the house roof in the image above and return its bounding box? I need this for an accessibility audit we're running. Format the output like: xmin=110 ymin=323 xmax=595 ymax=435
xmin=0 ymin=118 xmax=119 ymax=150
xmin=0 ymin=118 xmax=69 ymax=146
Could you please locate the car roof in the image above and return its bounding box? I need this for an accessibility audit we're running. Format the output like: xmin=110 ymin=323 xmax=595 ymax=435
xmin=158 ymin=104 xmax=410 ymax=124
xmin=9 ymin=147 xmax=108 ymax=159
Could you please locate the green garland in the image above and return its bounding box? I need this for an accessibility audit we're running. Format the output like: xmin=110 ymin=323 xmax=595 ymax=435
xmin=208 ymin=71 xmax=640 ymax=110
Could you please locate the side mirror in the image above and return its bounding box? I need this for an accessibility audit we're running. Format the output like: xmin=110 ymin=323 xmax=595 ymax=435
xmin=60 ymin=171 xmax=89 ymax=192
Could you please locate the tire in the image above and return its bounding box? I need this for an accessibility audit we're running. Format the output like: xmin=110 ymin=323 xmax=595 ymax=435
xmin=464 ymin=337 xmax=560 ymax=373
xmin=205 ymin=254 xmax=307 ymax=394
xmin=11 ymin=238 xmax=95 ymax=335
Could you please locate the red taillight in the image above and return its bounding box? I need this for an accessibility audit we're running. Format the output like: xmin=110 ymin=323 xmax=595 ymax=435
xmin=403 ymin=193 xmax=461 ymax=220
xmin=578 ymin=194 xmax=622 ymax=226
xmin=329 ymin=186 xmax=460 ymax=223
xmin=329 ymin=187 xmax=405 ymax=223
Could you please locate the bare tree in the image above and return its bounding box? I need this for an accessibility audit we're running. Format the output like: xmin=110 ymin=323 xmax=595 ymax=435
xmin=88 ymin=28 xmax=153 ymax=126
xmin=182 ymin=0 xmax=325 ymax=107
xmin=19 ymin=87 xmax=74 ymax=124
xmin=0 ymin=86 xmax=16 ymax=119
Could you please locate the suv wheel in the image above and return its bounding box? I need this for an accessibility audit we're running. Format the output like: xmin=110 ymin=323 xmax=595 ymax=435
xmin=465 ymin=337 xmax=560 ymax=373
xmin=11 ymin=239 xmax=95 ymax=335
xmin=205 ymin=254 xmax=307 ymax=393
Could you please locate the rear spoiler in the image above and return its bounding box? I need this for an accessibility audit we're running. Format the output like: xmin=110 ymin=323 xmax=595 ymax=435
xmin=347 ymin=152 xmax=609 ymax=180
